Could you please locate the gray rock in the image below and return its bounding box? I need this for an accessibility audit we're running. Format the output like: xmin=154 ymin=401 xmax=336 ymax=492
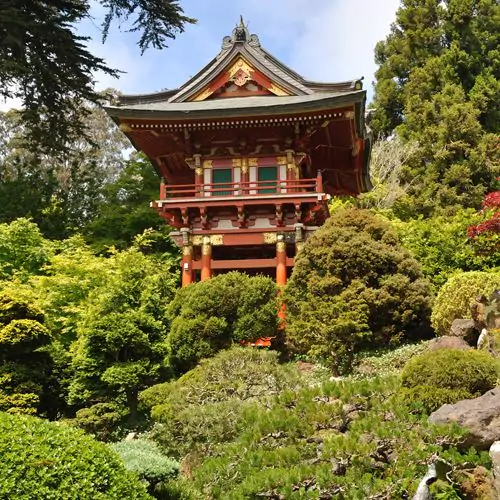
xmin=450 ymin=318 xmax=477 ymax=345
xmin=427 ymin=336 xmax=471 ymax=351
xmin=429 ymin=388 xmax=500 ymax=450
xmin=489 ymin=441 xmax=500 ymax=498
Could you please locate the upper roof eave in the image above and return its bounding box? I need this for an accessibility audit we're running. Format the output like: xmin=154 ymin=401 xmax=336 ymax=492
xmin=105 ymin=90 xmax=366 ymax=121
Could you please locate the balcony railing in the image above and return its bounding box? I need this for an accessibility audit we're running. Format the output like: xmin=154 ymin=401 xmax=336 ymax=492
xmin=160 ymin=175 xmax=324 ymax=199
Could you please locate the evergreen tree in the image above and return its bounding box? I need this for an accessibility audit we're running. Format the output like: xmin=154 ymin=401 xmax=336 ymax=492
xmin=0 ymin=1 xmax=195 ymax=153
xmin=371 ymin=0 xmax=500 ymax=217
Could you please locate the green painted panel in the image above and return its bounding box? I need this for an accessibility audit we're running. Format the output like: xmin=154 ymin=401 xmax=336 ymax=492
xmin=212 ymin=168 xmax=232 ymax=196
xmin=258 ymin=166 xmax=278 ymax=194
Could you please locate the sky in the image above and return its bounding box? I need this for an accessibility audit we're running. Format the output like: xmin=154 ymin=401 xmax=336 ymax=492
xmin=83 ymin=0 xmax=401 ymax=103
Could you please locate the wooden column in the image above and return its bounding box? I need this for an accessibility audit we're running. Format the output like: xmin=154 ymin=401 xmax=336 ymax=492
xmin=201 ymin=236 xmax=212 ymax=281
xmin=195 ymin=167 xmax=204 ymax=197
xmin=180 ymin=228 xmax=193 ymax=287
xmin=294 ymin=223 xmax=305 ymax=254
xmin=181 ymin=245 xmax=193 ymax=287
xmin=240 ymin=159 xmax=249 ymax=194
xmin=276 ymin=240 xmax=287 ymax=287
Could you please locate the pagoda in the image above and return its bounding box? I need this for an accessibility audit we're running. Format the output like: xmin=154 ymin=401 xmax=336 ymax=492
xmin=105 ymin=18 xmax=372 ymax=287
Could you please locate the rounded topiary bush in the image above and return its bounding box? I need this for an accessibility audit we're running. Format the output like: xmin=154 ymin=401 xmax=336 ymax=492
xmin=400 ymin=349 xmax=498 ymax=412
xmin=0 ymin=412 xmax=152 ymax=499
xmin=431 ymin=271 xmax=500 ymax=336
xmin=285 ymin=208 xmax=433 ymax=373
xmin=166 ymin=272 xmax=277 ymax=374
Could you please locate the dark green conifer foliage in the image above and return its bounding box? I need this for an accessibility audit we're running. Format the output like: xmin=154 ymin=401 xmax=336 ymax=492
xmin=166 ymin=272 xmax=278 ymax=374
xmin=371 ymin=0 xmax=500 ymax=216
xmin=0 ymin=1 xmax=195 ymax=153
xmin=0 ymin=293 xmax=52 ymax=415
xmin=285 ymin=209 xmax=433 ymax=373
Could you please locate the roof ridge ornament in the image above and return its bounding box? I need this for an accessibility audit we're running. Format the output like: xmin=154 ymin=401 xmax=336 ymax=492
xmin=221 ymin=17 xmax=261 ymax=50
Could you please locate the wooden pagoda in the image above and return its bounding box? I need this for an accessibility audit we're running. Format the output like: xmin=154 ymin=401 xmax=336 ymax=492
xmin=105 ymin=18 xmax=372 ymax=287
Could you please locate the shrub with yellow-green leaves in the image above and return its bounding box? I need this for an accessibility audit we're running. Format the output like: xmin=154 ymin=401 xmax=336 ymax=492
xmin=400 ymin=349 xmax=498 ymax=413
xmin=431 ymin=271 xmax=500 ymax=336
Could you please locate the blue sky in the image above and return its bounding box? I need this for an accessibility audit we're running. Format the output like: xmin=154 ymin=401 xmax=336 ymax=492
xmin=84 ymin=0 xmax=401 ymax=103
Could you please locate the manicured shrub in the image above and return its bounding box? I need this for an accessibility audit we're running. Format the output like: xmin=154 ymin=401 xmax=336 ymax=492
xmin=0 ymin=293 xmax=52 ymax=415
xmin=0 ymin=412 xmax=152 ymax=499
xmin=400 ymin=349 xmax=498 ymax=412
xmin=431 ymin=271 xmax=500 ymax=336
xmin=141 ymin=347 xmax=299 ymax=458
xmin=285 ymin=208 xmax=433 ymax=373
xmin=110 ymin=438 xmax=179 ymax=497
xmin=166 ymin=272 xmax=277 ymax=374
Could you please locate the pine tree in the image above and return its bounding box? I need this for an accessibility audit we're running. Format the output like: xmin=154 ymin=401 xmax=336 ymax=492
xmin=0 ymin=1 xmax=195 ymax=153
xmin=371 ymin=0 xmax=500 ymax=217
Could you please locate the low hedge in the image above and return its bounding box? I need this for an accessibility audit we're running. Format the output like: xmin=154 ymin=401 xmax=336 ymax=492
xmin=0 ymin=412 xmax=151 ymax=499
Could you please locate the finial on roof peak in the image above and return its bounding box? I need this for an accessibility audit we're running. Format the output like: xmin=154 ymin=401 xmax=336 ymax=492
xmin=221 ymin=18 xmax=260 ymax=50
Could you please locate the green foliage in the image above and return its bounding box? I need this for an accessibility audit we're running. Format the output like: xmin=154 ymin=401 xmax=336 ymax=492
xmin=84 ymin=154 xmax=175 ymax=252
xmin=371 ymin=0 xmax=500 ymax=217
xmin=0 ymin=218 xmax=53 ymax=282
xmin=68 ymin=248 xmax=177 ymax=433
xmin=110 ymin=438 xmax=179 ymax=496
xmin=431 ymin=271 xmax=500 ymax=335
xmin=285 ymin=209 xmax=433 ymax=373
xmin=0 ymin=2 xmax=194 ymax=153
xmin=393 ymin=210 xmax=500 ymax=290
xmin=141 ymin=347 xmax=300 ymax=458
xmin=0 ymin=293 xmax=52 ymax=415
xmin=0 ymin=412 xmax=152 ymax=499
xmin=353 ymin=341 xmax=430 ymax=378
xmin=164 ymin=375 xmax=483 ymax=499
xmin=400 ymin=349 xmax=498 ymax=413
xmin=166 ymin=272 xmax=278 ymax=374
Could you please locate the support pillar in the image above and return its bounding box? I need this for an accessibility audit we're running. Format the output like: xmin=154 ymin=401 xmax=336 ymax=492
xmin=294 ymin=223 xmax=305 ymax=255
xmin=181 ymin=245 xmax=193 ymax=287
xmin=195 ymin=167 xmax=204 ymax=197
xmin=180 ymin=228 xmax=193 ymax=287
xmin=276 ymin=239 xmax=287 ymax=287
xmin=201 ymin=236 xmax=212 ymax=281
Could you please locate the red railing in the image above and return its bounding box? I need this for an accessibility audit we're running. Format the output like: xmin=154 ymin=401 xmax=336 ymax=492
xmin=159 ymin=175 xmax=323 ymax=199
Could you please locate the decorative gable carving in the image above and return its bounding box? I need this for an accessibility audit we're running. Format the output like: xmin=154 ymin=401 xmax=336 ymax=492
xmin=190 ymin=56 xmax=290 ymax=101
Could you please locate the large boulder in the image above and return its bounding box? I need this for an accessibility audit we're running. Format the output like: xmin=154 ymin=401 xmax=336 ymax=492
xmin=427 ymin=336 xmax=471 ymax=351
xmin=429 ymin=388 xmax=500 ymax=450
xmin=449 ymin=318 xmax=478 ymax=345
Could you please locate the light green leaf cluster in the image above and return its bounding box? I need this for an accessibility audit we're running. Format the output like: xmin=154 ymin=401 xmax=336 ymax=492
xmin=431 ymin=271 xmax=500 ymax=335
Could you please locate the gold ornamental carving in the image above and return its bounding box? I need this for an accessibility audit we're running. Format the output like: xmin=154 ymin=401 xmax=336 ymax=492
xmin=195 ymin=167 xmax=203 ymax=176
xmin=203 ymin=160 xmax=213 ymax=169
xmin=276 ymin=156 xmax=287 ymax=166
xmin=201 ymin=244 xmax=212 ymax=256
xmin=192 ymin=87 xmax=214 ymax=102
xmin=210 ymin=234 xmax=224 ymax=246
xmin=295 ymin=241 xmax=305 ymax=252
xmin=182 ymin=245 xmax=193 ymax=256
xmin=232 ymin=158 xmax=242 ymax=167
xmin=276 ymin=241 xmax=287 ymax=253
xmin=248 ymin=157 xmax=258 ymax=167
xmin=268 ymin=83 xmax=290 ymax=96
xmin=119 ymin=123 xmax=132 ymax=133
xmin=263 ymin=232 xmax=277 ymax=244
xmin=227 ymin=56 xmax=254 ymax=79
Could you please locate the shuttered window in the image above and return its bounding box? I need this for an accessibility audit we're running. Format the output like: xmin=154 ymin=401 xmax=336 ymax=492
xmin=258 ymin=166 xmax=278 ymax=194
xmin=212 ymin=168 xmax=232 ymax=196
